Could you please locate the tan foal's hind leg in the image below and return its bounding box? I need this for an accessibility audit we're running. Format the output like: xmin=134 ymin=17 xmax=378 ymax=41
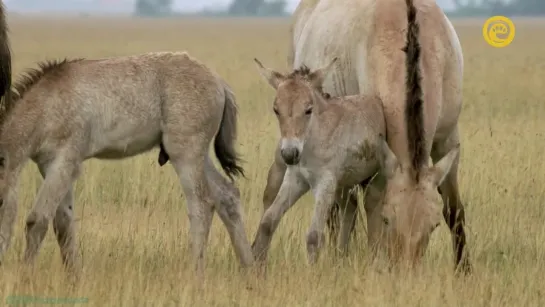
xmin=25 ymin=155 xmax=80 ymax=265
xmin=205 ymin=158 xmax=254 ymax=267
xmin=171 ymin=155 xmax=214 ymax=274
xmin=432 ymin=131 xmax=472 ymax=274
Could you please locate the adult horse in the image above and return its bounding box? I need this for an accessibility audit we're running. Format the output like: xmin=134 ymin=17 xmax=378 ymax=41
xmin=283 ymin=0 xmax=470 ymax=272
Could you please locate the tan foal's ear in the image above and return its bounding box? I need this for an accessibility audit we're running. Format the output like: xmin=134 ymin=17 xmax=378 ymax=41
xmin=428 ymin=145 xmax=460 ymax=186
xmin=308 ymin=57 xmax=338 ymax=90
xmin=254 ymin=58 xmax=286 ymax=90
xmin=378 ymin=134 xmax=399 ymax=179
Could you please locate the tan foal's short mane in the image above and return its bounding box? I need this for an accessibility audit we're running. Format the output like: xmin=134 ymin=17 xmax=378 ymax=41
xmin=0 ymin=58 xmax=85 ymax=120
xmin=288 ymin=64 xmax=331 ymax=99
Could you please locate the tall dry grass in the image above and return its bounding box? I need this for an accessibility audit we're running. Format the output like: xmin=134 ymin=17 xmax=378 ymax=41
xmin=0 ymin=15 xmax=544 ymax=306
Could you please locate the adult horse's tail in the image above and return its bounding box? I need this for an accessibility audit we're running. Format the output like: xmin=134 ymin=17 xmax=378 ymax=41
xmin=0 ymin=3 xmax=11 ymax=101
xmin=214 ymin=80 xmax=245 ymax=182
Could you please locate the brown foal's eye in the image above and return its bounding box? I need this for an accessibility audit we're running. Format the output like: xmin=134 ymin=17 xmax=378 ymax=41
xmin=305 ymin=108 xmax=312 ymax=115
xmin=273 ymin=108 xmax=279 ymax=115
xmin=382 ymin=217 xmax=389 ymax=226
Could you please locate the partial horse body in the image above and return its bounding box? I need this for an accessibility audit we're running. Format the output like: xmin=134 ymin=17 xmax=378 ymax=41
xmin=0 ymin=2 xmax=12 ymax=116
xmin=290 ymin=0 xmax=470 ymax=272
xmin=0 ymin=52 xmax=254 ymax=273
xmin=252 ymin=58 xmax=385 ymax=264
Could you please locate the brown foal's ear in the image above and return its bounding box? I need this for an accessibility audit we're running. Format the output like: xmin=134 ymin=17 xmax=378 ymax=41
xmin=254 ymin=58 xmax=286 ymax=90
xmin=308 ymin=57 xmax=338 ymax=90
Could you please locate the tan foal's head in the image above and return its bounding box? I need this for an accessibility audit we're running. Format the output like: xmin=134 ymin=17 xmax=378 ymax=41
xmin=367 ymin=138 xmax=460 ymax=267
xmin=253 ymin=58 xmax=337 ymax=165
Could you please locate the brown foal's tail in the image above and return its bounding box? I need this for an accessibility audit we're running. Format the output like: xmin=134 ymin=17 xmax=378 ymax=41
xmin=214 ymin=80 xmax=245 ymax=181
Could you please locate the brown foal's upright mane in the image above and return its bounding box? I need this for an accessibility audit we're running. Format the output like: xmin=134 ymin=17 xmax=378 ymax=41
xmin=288 ymin=64 xmax=332 ymax=99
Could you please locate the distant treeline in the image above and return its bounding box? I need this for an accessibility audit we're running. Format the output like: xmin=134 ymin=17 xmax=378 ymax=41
xmin=447 ymin=0 xmax=545 ymax=17
xmin=134 ymin=0 xmax=544 ymax=18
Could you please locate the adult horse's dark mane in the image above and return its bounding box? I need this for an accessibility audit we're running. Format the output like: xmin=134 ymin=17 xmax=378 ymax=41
xmin=403 ymin=0 xmax=426 ymax=181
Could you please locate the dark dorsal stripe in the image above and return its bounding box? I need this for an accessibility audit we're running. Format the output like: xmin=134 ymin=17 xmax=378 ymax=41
xmin=403 ymin=0 xmax=426 ymax=181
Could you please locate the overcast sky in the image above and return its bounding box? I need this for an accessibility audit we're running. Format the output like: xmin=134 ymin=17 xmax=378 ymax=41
xmin=3 ymin=0 xmax=456 ymax=13
xmin=170 ymin=0 xmax=300 ymax=13
xmin=171 ymin=0 xmax=454 ymax=13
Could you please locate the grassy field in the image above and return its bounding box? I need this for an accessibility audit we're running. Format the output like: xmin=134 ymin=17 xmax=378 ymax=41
xmin=0 ymin=15 xmax=544 ymax=306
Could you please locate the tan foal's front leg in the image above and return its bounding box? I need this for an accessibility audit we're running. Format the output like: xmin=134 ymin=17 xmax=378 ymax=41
xmin=25 ymin=155 xmax=80 ymax=265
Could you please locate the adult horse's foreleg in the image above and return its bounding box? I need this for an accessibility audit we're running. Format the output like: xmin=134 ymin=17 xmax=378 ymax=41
xmin=307 ymin=174 xmax=337 ymax=264
xmin=204 ymin=157 xmax=254 ymax=267
xmin=24 ymin=154 xmax=80 ymax=265
xmin=37 ymin=163 xmax=79 ymax=271
xmin=432 ymin=130 xmax=472 ymax=274
xmin=252 ymin=168 xmax=309 ymax=263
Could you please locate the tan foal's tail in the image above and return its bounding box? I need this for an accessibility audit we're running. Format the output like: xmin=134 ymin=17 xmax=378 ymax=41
xmin=214 ymin=80 xmax=245 ymax=182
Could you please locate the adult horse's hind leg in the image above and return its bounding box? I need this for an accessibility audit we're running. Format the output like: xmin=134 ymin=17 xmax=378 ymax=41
xmin=25 ymin=154 xmax=80 ymax=265
xmin=432 ymin=130 xmax=472 ymax=274
xmin=37 ymin=163 xmax=79 ymax=270
xmin=205 ymin=158 xmax=254 ymax=267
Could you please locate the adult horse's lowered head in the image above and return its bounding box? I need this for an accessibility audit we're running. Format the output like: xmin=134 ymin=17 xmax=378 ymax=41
xmin=364 ymin=0 xmax=470 ymax=273
xmin=290 ymin=0 xmax=471 ymax=273
xmin=0 ymin=52 xmax=255 ymax=274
